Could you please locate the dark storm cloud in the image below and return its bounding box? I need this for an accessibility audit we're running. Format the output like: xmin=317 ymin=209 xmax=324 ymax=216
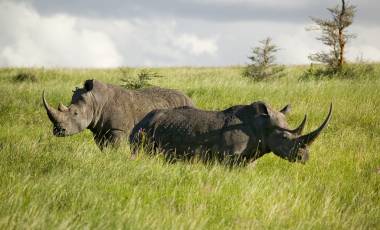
xmin=28 ymin=0 xmax=379 ymax=24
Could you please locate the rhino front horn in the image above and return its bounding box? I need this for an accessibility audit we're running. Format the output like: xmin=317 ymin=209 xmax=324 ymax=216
xmin=42 ymin=91 xmax=63 ymax=123
xmin=298 ymin=103 xmax=332 ymax=145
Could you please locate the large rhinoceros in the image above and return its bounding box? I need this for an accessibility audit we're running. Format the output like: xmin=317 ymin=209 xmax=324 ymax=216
xmin=130 ymin=101 xmax=332 ymax=164
xmin=43 ymin=79 xmax=194 ymax=149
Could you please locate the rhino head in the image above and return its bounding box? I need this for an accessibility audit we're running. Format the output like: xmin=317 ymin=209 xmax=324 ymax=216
xmin=248 ymin=102 xmax=332 ymax=163
xmin=42 ymin=79 xmax=103 ymax=137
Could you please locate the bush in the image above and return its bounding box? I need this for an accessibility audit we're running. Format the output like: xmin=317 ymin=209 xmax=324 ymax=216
xmin=300 ymin=63 xmax=376 ymax=80
xmin=121 ymin=69 xmax=162 ymax=89
xmin=243 ymin=65 xmax=285 ymax=81
xmin=13 ymin=71 xmax=38 ymax=82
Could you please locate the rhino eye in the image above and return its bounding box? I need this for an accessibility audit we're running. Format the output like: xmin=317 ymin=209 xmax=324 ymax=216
xmin=74 ymin=111 xmax=78 ymax=116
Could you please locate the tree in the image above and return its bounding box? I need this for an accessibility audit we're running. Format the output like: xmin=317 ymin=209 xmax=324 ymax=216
xmin=308 ymin=0 xmax=356 ymax=71
xmin=243 ymin=37 xmax=284 ymax=80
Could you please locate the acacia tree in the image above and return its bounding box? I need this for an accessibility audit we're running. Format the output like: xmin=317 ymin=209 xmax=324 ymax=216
xmin=308 ymin=0 xmax=356 ymax=71
xmin=243 ymin=37 xmax=284 ymax=80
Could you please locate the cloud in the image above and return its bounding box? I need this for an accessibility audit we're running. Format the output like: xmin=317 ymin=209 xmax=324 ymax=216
xmin=0 ymin=1 xmax=219 ymax=67
xmin=174 ymin=20 xmax=321 ymax=65
xmin=30 ymin=0 xmax=380 ymax=24
xmin=0 ymin=1 xmax=379 ymax=67
xmin=348 ymin=25 xmax=380 ymax=61
xmin=175 ymin=34 xmax=218 ymax=56
xmin=75 ymin=18 xmax=219 ymax=66
xmin=0 ymin=1 xmax=123 ymax=67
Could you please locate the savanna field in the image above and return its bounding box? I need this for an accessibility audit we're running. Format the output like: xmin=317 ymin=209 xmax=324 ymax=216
xmin=0 ymin=66 xmax=379 ymax=229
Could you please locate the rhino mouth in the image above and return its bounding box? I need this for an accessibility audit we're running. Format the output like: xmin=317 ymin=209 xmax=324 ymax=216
xmin=295 ymin=148 xmax=309 ymax=164
xmin=288 ymin=144 xmax=309 ymax=164
xmin=53 ymin=124 xmax=66 ymax=137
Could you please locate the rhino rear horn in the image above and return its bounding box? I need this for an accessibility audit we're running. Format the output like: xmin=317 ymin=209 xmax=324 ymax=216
xmin=280 ymin=104 xmax=291 ymax=115
xmin=42 ymin=91 xmax=64 ymax=123
xmin=290 ymin=115 xmax=307 ymax=135
xmin=58 ymin=103 xmax=69 ymax=112
xmin=298 ymin=103 xmax=332 ymax=145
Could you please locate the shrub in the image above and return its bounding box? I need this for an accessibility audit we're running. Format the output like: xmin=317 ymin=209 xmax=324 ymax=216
xmin=13 ymin=71 xmax=38 ymax=82
xmin=300 ymin=62 xmax=376 ymax=80
xmin=121 ymin=69 xmax=162 ymax=89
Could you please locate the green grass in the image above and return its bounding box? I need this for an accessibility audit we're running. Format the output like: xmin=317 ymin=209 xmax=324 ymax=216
xmin=0 ymin=66 xmax=379 ymax=229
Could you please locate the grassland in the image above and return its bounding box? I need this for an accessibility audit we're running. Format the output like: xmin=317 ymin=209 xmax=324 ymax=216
xmin=0 ymin=66 xmax=379 ymax=229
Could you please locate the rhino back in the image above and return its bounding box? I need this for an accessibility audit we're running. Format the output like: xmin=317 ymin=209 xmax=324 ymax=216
xmin=155 ymin=108 xmax=225 ymax=136
xmin=132 ymin=107 xmax=229 ymax=153
xmin=100 ymin=85 xmax=194 ymax=135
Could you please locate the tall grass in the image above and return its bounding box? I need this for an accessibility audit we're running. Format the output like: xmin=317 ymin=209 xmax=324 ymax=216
xmin=0 ymin=65 xmax=379 ymax=229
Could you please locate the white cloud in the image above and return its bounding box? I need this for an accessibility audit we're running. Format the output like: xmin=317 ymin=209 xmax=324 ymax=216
xmin=200 ymin=20 xmax=380 ymax=65
xmin=193 ymin=20 xmax=320 ymax=65
xmin=76 ymin=18 xmax=220 ymax=66
xmin=0 ymin=1 xmax=123 ymax=67
xmin=347 ymin=25 xmax=380 ymax=62
xmin=175 ymin=34 xmax=218 ymax=56
xmin=0 ymin=1 xmax=220 ymax=67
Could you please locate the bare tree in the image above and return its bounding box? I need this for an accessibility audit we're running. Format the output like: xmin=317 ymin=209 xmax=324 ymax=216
xmin=243 ymin=37 xmax=284 ymax=80
xmin=308 ymin=0 xmax=356 ymax=70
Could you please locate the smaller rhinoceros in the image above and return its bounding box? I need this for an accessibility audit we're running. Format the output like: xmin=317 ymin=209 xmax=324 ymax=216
xmin=129 ymin=101 xmax=332 ymax=164
xmin=43 ymin=79 xmax=194 ymax=149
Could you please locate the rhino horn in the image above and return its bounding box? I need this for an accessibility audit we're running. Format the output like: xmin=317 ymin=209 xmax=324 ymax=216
xmin=58 ymin=103 xmax=69 ymax=112
xmin=290 ymin=115 xmax=307 ymax=135
xmin=298 ymin=103 xmax=332 ymax=145
xmin=280 ymin=104 xmax=291 ymax=115
xmin=42 ymin=91 xmax=64 ymax=123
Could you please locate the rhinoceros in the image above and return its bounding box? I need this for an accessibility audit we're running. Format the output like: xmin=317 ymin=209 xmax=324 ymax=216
xmin=129 ymin=101 xmax=332 ymax=164
xmin=42 ymin=79 xmax=194 ymax=149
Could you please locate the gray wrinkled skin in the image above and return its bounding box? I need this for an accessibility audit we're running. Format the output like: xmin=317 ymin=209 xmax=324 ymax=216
xmin=130 ymin=102 xmax=332 ymax=164
xmin=43 ymin=79 xmax=194 ymax=149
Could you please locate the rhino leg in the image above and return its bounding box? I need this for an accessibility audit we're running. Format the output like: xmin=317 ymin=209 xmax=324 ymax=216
xmin=94 ymin=130 xmax=125 ymax=151
xmin=164 ymin=151 xmax=177 ymax=163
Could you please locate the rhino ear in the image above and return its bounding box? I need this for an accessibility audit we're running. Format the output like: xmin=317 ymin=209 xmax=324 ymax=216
xmin=84 ymin=79 xmax=94 ymax=91
xmin=280 ymin=104 xmax=291 ymax=115
xmin=253 ymin=102 xmax=270 ymax=117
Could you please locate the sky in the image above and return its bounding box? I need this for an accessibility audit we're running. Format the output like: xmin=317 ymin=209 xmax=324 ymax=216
xmin=0 ymin=0 xmax=379 ymax=67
